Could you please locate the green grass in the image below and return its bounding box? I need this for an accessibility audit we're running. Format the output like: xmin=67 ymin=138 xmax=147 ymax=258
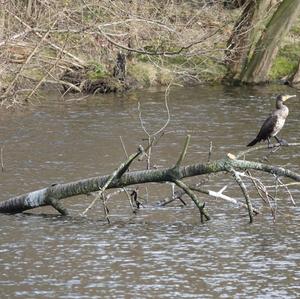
xmin=86 ymin=62 xmax=109 ymax=80
xmin=269 ymin=43 xmax=300 ymax=80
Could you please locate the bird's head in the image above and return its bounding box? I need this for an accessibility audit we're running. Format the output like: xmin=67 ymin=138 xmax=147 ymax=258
xmin=276 ymin=94 xmax=296 ymax=108
xmin=277 ymin=94 xmax=296 ymax=102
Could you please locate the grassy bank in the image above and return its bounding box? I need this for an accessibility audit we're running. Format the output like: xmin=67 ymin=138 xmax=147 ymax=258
xmin=0 ymin=1 xmax=300 ymax=107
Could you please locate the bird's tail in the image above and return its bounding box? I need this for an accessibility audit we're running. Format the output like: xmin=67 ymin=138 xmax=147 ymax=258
xmin=247 ymin=137 xmax=260 ymax=147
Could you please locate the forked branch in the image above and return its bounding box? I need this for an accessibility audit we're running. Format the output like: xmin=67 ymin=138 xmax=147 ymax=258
xmin=0 ymin=142 xmax=299 ymax=224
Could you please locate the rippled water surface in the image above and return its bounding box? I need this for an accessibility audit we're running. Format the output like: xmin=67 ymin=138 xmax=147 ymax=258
xmin=0 ymin=85 xmax=300 ymax=298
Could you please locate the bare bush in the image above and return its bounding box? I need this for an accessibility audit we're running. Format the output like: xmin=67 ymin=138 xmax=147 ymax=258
xmin=0 ymin=0 xmax=236 ymax=107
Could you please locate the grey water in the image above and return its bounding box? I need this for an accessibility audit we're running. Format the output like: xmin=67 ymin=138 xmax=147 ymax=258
xmin=0 ymin=85 xmax=300 ymax=298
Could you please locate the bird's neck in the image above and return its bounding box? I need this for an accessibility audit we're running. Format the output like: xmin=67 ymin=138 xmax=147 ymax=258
xmin=276 ymin=101 xmax=285 ymax=109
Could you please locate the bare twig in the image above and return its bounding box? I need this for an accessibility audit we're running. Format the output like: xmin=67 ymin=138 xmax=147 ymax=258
xmin=276 ymin=176 xmax=295 ymax=206
xmin=23 ymin=35 xmax=69 ymax=102
xmin=6 ymin=9 xmax=85 ymax=67
xmin=236 ymin=143 xmax=300 ymax=159
xmin=266 ymin=182 xmax=300 ymax=188
xmin=175 ymin=135 xmax=190 ymax=167
xmin=102 ymin=193 xmax=110 ymax=224
xmin=0 ymin=29 xmax=31 ymax=47
xmin=98 ymin=26 xmax=222 ymax=56
xmin=1 ymin=146 xmax=4 ymax=172
xmin=246 ymin=170 xmax=269 ymax=204
xmin=235 ymin=170 xmax=286 ymax=219
xmin=98 ymin=18 xmax=176 ymax=33
xmin=81 ymin=146 xmax=143 ymax=216
xmin=119 ymin=136 xmax=128 ymax=159
xmin=137 ymin=84 xmax=171 ymax=169
xmin=208 ymin=141 xmax=213 ymax=162
xmin=1 ymin=18 xmax=58 ymax=99
xmin=122 ymin=187 xmax=135 ymax=211
xmin=229 ymin=167 xmax=254 ymax=223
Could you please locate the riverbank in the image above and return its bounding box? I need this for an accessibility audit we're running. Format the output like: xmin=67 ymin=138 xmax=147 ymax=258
xmin=1 ymin=1 xmax=300 ymax=107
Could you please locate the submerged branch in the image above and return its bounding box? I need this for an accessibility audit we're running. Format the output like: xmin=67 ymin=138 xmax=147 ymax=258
xmin=1 ymin=156 xmax=300 ymax=215
xmin=173 ymin=179 xmax=210 ymax=223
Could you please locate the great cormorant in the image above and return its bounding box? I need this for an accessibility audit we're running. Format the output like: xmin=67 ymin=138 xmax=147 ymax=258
xmin=247 ymin=94 xmax=296 ymax=147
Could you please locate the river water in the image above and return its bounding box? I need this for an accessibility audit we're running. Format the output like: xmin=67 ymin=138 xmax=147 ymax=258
xmin=0 ymin=85 xmax=299 ymax=298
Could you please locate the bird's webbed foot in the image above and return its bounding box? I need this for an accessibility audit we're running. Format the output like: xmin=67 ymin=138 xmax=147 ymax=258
xmin=267 ymin=138 xmax=272 ymax=148
xmin=274 ymin=136 xmax=288 ymax=146
xmin=279 ymin=139 xmax=289 ymax=146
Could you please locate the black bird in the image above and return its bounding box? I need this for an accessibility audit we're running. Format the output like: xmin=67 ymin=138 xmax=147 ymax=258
xmin=247 ymin=95 xmax=296 ymax=147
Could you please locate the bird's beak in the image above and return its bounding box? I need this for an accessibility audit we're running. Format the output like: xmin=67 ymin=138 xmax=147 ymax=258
xmin=282 ymin=95 xmax=296 ymax=101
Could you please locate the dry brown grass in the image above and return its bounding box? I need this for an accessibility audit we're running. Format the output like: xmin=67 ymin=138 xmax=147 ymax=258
xmin=0 ymin=0 xmax=238 ymax=107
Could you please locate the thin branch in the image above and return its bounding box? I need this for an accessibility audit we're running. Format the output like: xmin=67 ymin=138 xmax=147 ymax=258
xmin=102 ymin=193 xmax=110 ymax=224
xmin=173 ymin=179 xmax=210 ymax=223
xmin=152 ymin=83 xmax=171 ymax=136
xmin=23 ymin=36 xmax=68 ymax=103
xmin=119 ymin=136 xmax=128 ymax=159
xmin=98 ymin=17 xmax=177 ymax=33
xmin=138 ymin=101 xmax=151 ymax=138
xmin=175 ymin=135 xmax=190 ymax=168
xmin=1 ymin=146 xmax=4 ymax=172
xmin=1 ymin=18 xmax=58 ymax=99
xmin=208 ymin=141 xmax=213 ymax=162
xmin=6 ymin=9 xmax=85 ymax=67
xmin=236 ymin=143 xmax=300 ymax=159
xmin=0 ymin=29 xmax=31 ymax=47
xmin=98 ymin=26 xmax=222 ymax=56
xmin=81 ymin=147 xmax=143 ymax=215
xmin=265 ymin=182 xmax=300 ymax=188
xmin=276 ymin=176 xmax=295 ymax=206
xmin=229 ymin=167 xmax=254 ymax=223
xmin=137 ymin=84 xmax=171 ymax=169
xmin=246 ymin=170 xmax=269 ymax=205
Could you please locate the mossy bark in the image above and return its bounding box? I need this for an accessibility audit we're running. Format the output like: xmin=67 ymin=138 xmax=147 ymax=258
xmin=225 ymin=0 xmax=273 ymax=80
xmin=1 ymin=157 xmax=300 ymax=214
xmin=240 ymin=0 xmax=300 ymax=83
xmin=291 ymin=59 xmax=300 ymax=86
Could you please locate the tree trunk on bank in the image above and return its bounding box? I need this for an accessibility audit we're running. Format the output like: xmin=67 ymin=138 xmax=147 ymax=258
xmin=291 ymin=59 xmax=300 ymax=87
xmin=224 ymin=0 xmax=248 ymax=9
xmin=225 ymin=0 xmax=274 ymax=80
xmin=239 ymin=0 xmax=300 ymax=83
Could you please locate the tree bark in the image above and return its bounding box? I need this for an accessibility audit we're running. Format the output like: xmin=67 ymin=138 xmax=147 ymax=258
xmin=291 ymin=59 xmax=300 ymax=87
xmin=240 ymin=0 xmax=300 ymax=83
xmin=1 ymin=156 xmax=300 ymax=214
xmin=225 ymin=0 xmax=274 ymax=80
xmin=224 ymin=0 xmax=248 ymax=9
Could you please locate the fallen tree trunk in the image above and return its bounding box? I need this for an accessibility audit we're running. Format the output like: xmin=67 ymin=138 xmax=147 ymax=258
xmin=1 ymin=145 xmax=299 ymax=221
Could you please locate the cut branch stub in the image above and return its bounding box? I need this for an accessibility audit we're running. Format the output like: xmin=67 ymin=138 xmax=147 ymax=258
xmin=47 ymin=197 xmax=69 ymax=216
